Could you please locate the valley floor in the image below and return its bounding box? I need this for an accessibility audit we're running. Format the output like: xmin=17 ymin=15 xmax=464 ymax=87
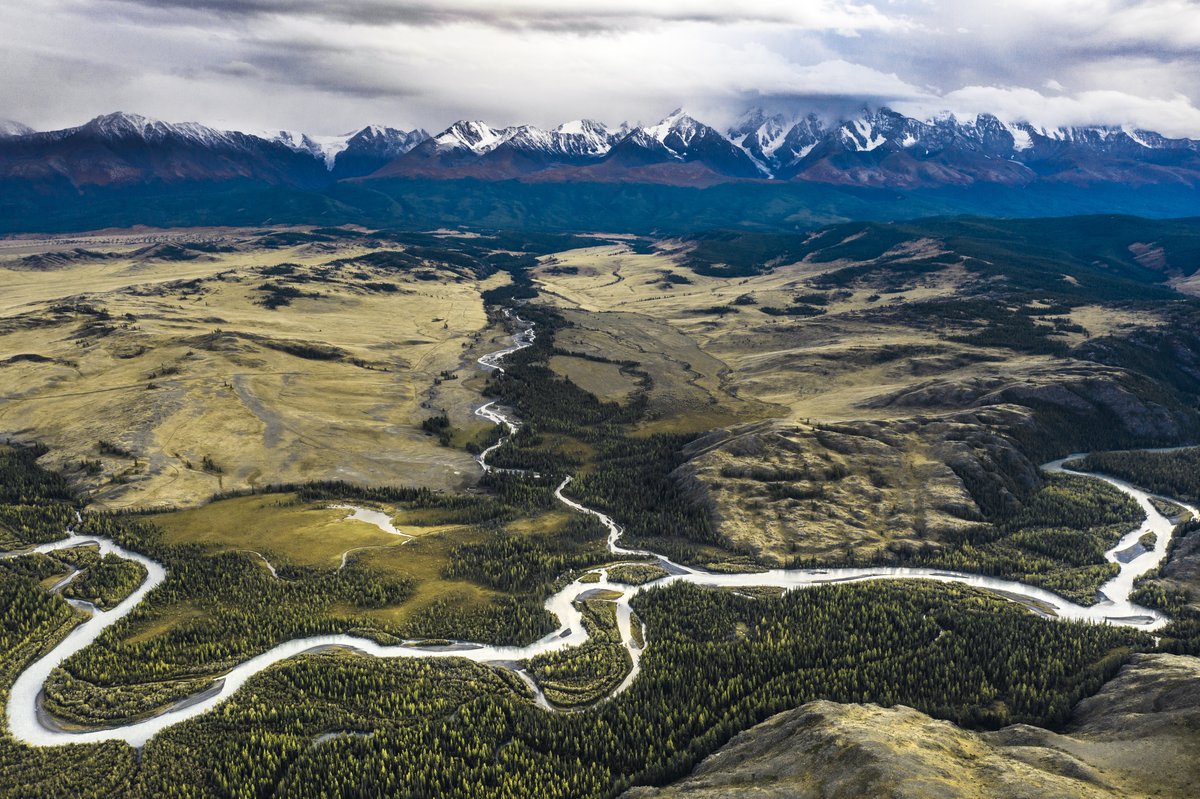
xmin=3 ymin=219 xmax=1200 ymax=797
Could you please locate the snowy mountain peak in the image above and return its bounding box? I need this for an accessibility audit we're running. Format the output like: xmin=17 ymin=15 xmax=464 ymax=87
xmin=729 ymin=108 xmax=772 ymax=136
xmin=0 ymin=119 xmax=33 ymax=138
xmin=83 ymin=111 xmax=157 ymax=137
xmin=556 ymin=119 xmax=605 ymax=136
xmin=840 ymin=116 xmax=890 ymax=152
xmin=259 ymin=129 xmax=339 ymax=165
xmin=82 ymin=110 xmax=166 ymax=139
xmin=434 ymin=121 xmax=515 ymax=154
xmin=969 ymin=113 xmax=1007 ymax=132
xmin=263 ymin=125 xmax=429 ymax=170
xmin=346 ymin=126 xmax=428 ymax=154
xmin=644 ymin=109 xmax=705 ymax=148
xmin=349 ymin=124 xmax=428 ymax=144
xmin=484 ymin=120 xmax=620 ymax=159
xmin=605 ymin=110 xmax=761 ymax=178
xmin=731 ymin=110 xmax=821 ymax=158
xmin=730 ymin=110 xmax=786 ymax=143
xmin=82 ymin=112 xmax=231 ymax=147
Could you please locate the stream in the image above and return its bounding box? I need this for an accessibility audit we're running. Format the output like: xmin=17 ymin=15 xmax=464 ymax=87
xmin=3 ymin=313 xmax=1196 ymax=747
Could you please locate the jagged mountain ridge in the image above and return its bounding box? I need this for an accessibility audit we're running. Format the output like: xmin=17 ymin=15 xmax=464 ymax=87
xmin=351 ymin=106 xmax=1200 ymax=188
xmin=728 ymin=107 xmax=1200 ymax=187
xmin=0 ymin=112 xmax=331 ymax=189
xmin=371 ymin=118 xmax=635 ymax=178
xmin=3 ymin=108 xmax=1200 ymax=193
xmin=233 ymin=123 xmax=429 ymax=177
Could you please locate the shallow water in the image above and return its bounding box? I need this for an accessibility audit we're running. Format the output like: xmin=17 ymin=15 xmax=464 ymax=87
xmin=328 ymin=504 xmax=412 ymax=540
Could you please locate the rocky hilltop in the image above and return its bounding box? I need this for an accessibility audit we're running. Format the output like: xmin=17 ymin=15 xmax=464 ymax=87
xmin=623 ymin=654 xmax=1200 ymax=799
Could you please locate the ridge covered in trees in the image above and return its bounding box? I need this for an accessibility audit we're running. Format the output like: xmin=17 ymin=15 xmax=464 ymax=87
xmin=1070 ymin=447 xmax=1200 ymax=503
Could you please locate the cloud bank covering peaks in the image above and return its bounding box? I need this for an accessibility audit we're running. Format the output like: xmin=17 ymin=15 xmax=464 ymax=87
xmin=3 ymin=0 xmax=1200 ymax=137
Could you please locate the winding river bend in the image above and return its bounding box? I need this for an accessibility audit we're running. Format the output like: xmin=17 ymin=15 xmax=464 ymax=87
xmin=3 ymin=313 xmax=1196 ymax=748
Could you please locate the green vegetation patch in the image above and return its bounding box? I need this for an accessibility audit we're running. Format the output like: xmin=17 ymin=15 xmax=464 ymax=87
xmin=480 ymin=306 xmax=718 ymax=562
xmin=445 ymin=514 xmax=611 ymax=595
xmin=0 ymin=443 xmax=76 ymax=548
xmin=150 ymin=493 xmax=408 ymax=570
xmin=606 ymin=563 xmax=670 ymax=586
xmin=55 ymin=547 xmax=147 ymax=610
xmin=893 ymin=474 xmax=1144 ymax=604
xmin=1150 ymin=496 xmax=1190 ymax=522
xmin=527 ymin=599 xmax=631 ymax=708
xmin=0 ymin=432 xmax=614 ymax=727
xmin=35 ymin=580 xmax=1142 ymax=799
xmin=1070 ymin=447 xmax=1200 ymax=504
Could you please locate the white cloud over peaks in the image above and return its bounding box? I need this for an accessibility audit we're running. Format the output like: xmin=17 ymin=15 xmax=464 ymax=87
xmin=762 ymin=59 xmax=925 ymax=100
xmin=173 ymin=15 xmax=927 ymax=130
xmin=3 ymin=0 xmax=1200 ymax=137
xmin=896 ymin=86 xmax=1200 ymax=138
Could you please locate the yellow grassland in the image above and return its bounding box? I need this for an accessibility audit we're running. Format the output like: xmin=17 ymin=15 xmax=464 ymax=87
xmin=0 ymin=229 xmax=512 ymax=509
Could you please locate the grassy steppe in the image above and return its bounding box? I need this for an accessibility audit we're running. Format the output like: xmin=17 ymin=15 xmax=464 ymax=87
xmin=0 ymin=228 xmax=501 ymax=508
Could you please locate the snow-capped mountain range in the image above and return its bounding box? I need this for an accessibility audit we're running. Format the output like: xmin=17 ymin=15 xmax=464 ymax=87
xmin=725 ymin=107 xmax=1200 ymax=186
xmin=2 ymin=108 xmax=1200 ymax=192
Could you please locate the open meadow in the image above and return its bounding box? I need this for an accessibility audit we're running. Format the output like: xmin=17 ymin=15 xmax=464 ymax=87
xmin=0 ymin=227 xmax=508 ymax=509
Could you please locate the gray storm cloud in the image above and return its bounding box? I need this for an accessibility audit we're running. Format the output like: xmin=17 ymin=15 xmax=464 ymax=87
xmin=96 ymin=0 xmax=911 ymax=32
xmin=3 ymin=0 xmax=1200 ymax=136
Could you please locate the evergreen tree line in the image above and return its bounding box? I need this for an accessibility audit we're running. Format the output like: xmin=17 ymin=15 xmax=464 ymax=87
xmin=1129 ymin=518 xmax=1200 ymax=655
xmin=892 ymin=474 xmax=1145 ymax=603
xmin=445 ymin=515 xmax=611 ymax=595
xmin=780 ymin=473 xmax=1149 ymax=605
xmin=527 ymin=599 xmax=631 ymax=708
xmin=476 ymin=306 xmax=718 ymax=554
xmin=0 ymin=443 xmax=75 ymax=507
xmin=0 ymin=580 xmax=1148 ymax=798
xmin=1070 ymin=447 xmax=1200 ymax=503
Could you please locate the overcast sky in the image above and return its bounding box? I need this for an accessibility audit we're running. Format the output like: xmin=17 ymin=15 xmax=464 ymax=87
xmin=4 ymin=0 xmax=1200 ymax=137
